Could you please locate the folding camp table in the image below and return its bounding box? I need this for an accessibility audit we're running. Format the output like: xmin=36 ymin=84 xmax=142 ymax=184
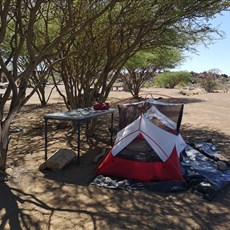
xmin=44 ymin=107 xmax=116 ymax=162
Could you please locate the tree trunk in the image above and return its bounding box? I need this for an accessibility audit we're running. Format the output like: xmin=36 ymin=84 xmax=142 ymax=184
xmin=0 ymin=147 xmax=7 ymax=171
xmin=0 ymin=105 xmax=20 ymax=171
xmin=0 ymin=122 xmax=10 ymax=171
xmin=133 ymin=85 xmax=140 ymax=99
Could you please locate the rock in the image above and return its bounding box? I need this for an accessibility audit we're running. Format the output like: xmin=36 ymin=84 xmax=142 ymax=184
xmin=179 ymin=90 xmax=187 ymax=95
xmin=6 ymin=167 xmax=14 ymax=175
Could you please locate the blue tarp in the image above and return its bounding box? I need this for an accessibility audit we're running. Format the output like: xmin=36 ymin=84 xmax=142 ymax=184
xmin=181 ymin=142 xmax=230 ymax=200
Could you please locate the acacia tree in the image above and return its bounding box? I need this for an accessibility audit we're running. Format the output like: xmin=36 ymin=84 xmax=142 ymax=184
xmin=52 ymin=0 xmax=230 ymax=109
xmin=29 ymin=63 xmax=52 ymax=107
xmin=52 ymin=1 xmax=151 ymax=109
xmin=0 ymin=0 xmax=120 ymax=172
xmin=121 ymin=49 xmax=183 ymax=98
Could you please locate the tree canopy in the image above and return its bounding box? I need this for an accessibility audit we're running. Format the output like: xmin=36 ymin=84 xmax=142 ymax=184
xmin=0 ymin=0 xmax=230 ymax=171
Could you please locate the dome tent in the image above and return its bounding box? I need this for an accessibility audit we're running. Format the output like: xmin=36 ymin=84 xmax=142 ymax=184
xmin=97 ymin=99 xmax=187 ymax=182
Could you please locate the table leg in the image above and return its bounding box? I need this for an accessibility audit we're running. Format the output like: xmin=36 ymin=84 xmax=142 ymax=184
xmin=86 ymin=120 xmax=89 ymax=142
xmin=44 ymin=118 xmax=48 ymax=160
xmin=77 ymin=121 xmax=81 ymax=163
xmin=110 ymin=112 xmax=114 ymax=145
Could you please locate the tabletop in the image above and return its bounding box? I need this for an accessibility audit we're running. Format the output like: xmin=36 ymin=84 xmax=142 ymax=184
xmin=44 ymin=107 xmax=117 ymax=121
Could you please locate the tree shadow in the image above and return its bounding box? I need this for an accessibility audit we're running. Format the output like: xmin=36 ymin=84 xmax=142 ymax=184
xmin=0 ymin=183 xmax=99 ymax=230
xmin=181 ymin=124 xmax=230 ymax=155
xmin=2 ymin=176 xmax=229 ymax=230
xmin=0 ymin=182 xmax=44 ymax=230
xmin=0 ymin=182 xmax=22 ymax=229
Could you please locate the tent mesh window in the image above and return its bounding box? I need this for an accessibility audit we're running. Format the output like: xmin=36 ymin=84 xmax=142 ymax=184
xmin=151 ymin=103 xmax=184 ymax=133
xmin=117 ymin=138 xmax=162 ymax=162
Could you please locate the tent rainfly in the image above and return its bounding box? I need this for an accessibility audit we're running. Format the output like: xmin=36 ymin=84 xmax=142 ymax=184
xmin=97 ymin=99 xmax=187 ymax=181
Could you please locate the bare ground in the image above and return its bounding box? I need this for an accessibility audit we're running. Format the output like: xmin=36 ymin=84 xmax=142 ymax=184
xmin=0 ymin=86 xmax=230 ymax=230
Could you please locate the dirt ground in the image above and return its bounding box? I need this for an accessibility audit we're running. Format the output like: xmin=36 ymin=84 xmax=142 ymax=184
xmin=0 ymin=86 xmax=230 ymax=230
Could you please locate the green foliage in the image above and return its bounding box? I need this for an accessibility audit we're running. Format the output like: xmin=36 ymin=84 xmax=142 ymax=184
xmin=125 ymin=49 xmax=183 ymax=70
xmin=200 ymin=78 xmax=219 ymax=92
xmin=199 ymin=72 xmax=220 ymax=93
xmin=125 ymin=51 xmax=156 ymax=69
xmin=154 ymin=71 xmax=191 ymax=88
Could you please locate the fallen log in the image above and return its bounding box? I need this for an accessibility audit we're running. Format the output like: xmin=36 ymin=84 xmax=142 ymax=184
xmin=39 ymin=149 xmax=76 ymax=171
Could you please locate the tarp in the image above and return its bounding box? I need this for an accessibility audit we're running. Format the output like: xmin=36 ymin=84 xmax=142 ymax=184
xmin=181 ymin=144 xmax=230 ymax=200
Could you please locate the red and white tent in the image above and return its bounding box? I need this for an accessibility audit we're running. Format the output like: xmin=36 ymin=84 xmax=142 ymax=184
xmin=97 ymin=99 xmax=187 ymax=181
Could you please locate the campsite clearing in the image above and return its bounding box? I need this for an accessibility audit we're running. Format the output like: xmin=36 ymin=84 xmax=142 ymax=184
xmin=1 ymin=86 xmax=230 ymax=230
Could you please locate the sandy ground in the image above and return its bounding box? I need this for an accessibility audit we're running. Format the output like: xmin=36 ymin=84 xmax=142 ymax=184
xmin=0 ymin=86 xmax=230 ymax=230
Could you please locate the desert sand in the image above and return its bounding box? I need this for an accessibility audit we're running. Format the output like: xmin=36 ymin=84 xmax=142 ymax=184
xmin=0 ymin=86 xmax=230 ymax=230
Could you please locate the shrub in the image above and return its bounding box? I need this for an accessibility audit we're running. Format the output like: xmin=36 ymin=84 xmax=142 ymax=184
xmin=153 ymin=71 xmax=191 ymax=88
xmin=200 ymin=78 xmax=219 ymax=92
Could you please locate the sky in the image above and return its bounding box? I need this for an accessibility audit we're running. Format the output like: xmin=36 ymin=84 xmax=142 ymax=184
xmin=173 ymin=10 xmax=230 ymax=76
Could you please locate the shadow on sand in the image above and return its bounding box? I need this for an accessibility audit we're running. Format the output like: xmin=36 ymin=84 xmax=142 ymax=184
xmin=3 ymin=99 xmax=229 ymax=229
